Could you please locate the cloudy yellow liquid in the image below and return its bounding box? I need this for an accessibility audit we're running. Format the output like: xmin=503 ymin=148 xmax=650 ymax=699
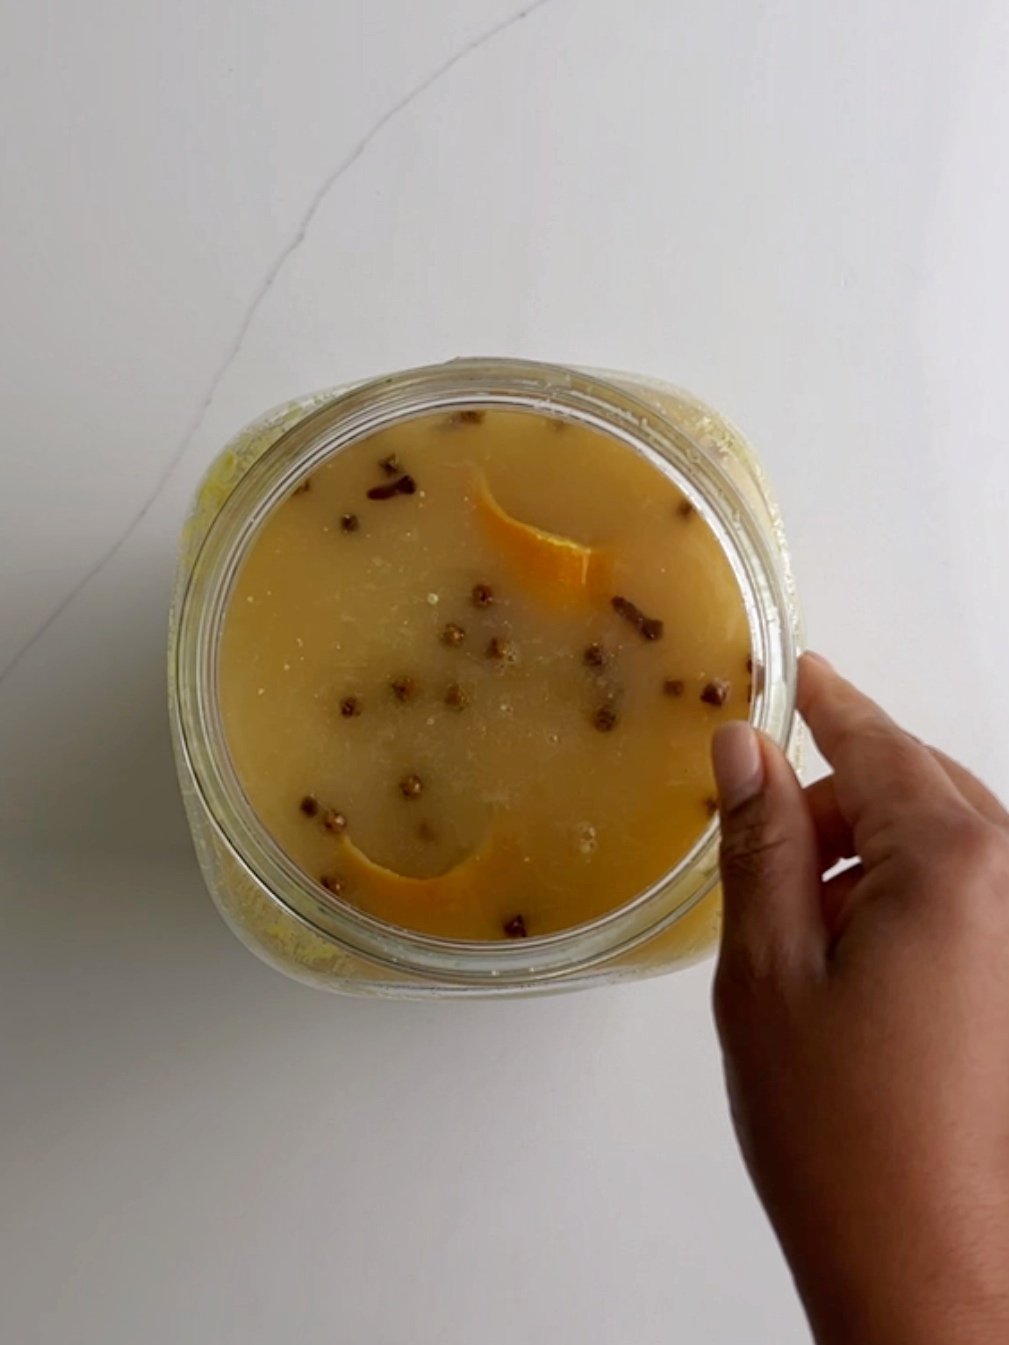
xmin=219 ymin=407 xmax=750 ymax=940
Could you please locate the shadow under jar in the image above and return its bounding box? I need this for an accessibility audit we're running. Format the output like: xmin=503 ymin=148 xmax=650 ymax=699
xmin=169 ymin=358 xmax=801 ymax=997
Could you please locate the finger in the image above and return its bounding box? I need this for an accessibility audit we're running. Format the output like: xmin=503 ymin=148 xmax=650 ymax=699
xmin=797 ymin=653 xmax=963 ymax=837
xmin=927 ymin=746 xmax=1009 ymax=829
xmin=804 ymin=774 xmax=854 ymax=872
xmin=713 ymin=721 xmax=825 ymax=978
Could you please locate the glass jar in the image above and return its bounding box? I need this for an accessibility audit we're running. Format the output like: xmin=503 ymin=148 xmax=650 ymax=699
xmin=169 ymin=359 xmax=801 ymax=996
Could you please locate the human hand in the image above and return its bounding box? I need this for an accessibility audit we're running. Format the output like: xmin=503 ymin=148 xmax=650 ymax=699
xmin=711 ymin=653 xmax=1009 ymax=1345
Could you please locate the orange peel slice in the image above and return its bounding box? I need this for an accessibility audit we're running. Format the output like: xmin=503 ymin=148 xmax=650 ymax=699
xmin=329 ymin=825 xmax=515 ymax=915
xmin=473 ymin=472 xmax=612 ymax=606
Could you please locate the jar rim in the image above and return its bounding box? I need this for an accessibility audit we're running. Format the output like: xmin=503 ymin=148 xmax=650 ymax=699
xmin=172 ymin=357 xmax=798 ymax=986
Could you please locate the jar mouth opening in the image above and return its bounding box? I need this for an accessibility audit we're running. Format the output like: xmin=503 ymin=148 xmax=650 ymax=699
xmin=173 ymin=358 xmax=798 ymax=985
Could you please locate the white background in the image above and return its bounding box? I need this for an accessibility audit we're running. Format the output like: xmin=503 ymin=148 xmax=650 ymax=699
xmin=2 ymin=2 xmax=1008 ymax=1342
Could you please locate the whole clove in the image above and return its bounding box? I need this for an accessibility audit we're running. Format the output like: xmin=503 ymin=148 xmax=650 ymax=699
xmin=446 ymin=409 xmax=485 ymax=427
xmin=503 ymin=914 xmax=528 ymax=938
xmin=391 ymin=676 xmax=418 ymax=703
xmin=444 ymin=683 xmax=469 ymax=710
xmin=592 ymin=705 xmax=619 ymax=733
xmin=485 ymin=637 xmax=514 ymax=662
xmin=700 ymin=680 xmax=731 ymax=708
xmin=441 ymin=623 xmax=466 ymax=648
xmin=367 ymin=474 xmax=417 ymax=501
xmin=611 ymin=595 xmax=664 ymax=642
xmin=321 ymin=809 xmax=347 ymax=835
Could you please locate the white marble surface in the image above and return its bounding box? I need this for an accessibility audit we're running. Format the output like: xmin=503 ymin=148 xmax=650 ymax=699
xmin=3 ymin=2 xmax=1009 ymax=1341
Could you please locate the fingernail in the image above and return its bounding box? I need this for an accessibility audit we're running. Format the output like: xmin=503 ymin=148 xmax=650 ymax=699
xmin=712 ymin=722 xmax=765 ymax=813
xmin=801 ymin=650 xmax=833 ymax=670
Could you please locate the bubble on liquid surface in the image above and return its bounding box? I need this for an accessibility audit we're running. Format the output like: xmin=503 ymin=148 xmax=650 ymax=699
xmin=576 ymin=822 xmax=598 ymax=856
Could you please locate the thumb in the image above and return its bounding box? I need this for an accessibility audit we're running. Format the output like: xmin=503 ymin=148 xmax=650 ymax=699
xmin=712 ymin=722 xmax=824 ymax=978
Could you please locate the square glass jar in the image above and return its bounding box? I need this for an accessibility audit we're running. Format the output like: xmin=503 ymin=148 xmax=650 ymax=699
xmin=169 ymin=359 xmax=801 ymax=996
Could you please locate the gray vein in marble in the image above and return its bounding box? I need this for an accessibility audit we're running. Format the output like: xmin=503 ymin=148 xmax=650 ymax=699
xmin=0 ymin=0 xmax=555 ymax=689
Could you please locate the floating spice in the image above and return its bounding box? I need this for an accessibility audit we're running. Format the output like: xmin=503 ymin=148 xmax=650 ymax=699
xmin=611 ymin=595 xmax=664 ymax=642
xmin=503 ymin=914 xmax=528 ymax=938
xmin=399 ymin=773 xmax=424 ymax=800
xmin=340 ymin=695 xmax=362 ymax=718
xmin=745 ymin=656 xmax=753 ymax=674
xmin=299 ymin=794 xmax=320 ymax=817
xmin=700 ymin=679 xmax=731 ymax=707
xmin=471 ymin=583 xmax=494 ymax=608
xmin=378 ymin=453 xmax=401 ymax=477
xmin=367 ymin=474 xmax=417 ymax=501
xmin=485 ymin=637 xmax=514 ymax=662
xmin=703 ymin=796 xmax=719 ymax=818
xmin=391 ymin=676 xmax=418 ymax=703
xmin=583 ymin=642 xmax=608 ymax=670
xmin=441 ymin=622 xmax=466 ymax=648
xmin=444 ymin=683 xmax=469 ymax=711
xmin=662 ymin=678 xmax=685 ymax=698
xmin=322 ymin=809 xmax=347 ymax=835
xmin=292 ymin=478 xmax=312 ymax=496
xmin=446 ymin=409 xmax=485 ymax=427
xmin=320 ymin=874 xmax=343 ymax=895
xmin=677 ymin=498 xmax=695 ymax=519
xmin=340 ymin=513 xmax=360 ymax=534
xmin=592 ymin=705 xmax=618 ymax=733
